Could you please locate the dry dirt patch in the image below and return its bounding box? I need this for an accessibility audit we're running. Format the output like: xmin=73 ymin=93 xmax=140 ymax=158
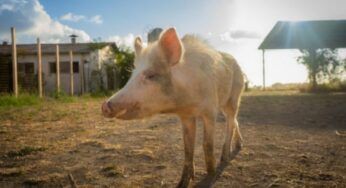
xmin=0 ymin=92 xmax=345 ymax=187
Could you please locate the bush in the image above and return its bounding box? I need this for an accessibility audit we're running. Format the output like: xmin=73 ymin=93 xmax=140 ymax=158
xmin=299 ymin=80 xmax=346 ymax=93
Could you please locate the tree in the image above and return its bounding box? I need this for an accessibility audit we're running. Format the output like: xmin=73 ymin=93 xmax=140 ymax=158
xmin=113 ymin=47 xmax=135 ymax=88
xmin=88 ymin=40 xmax=135 ymax=92
xmin=297 ymin=49 xmax=345 ymax=90
xmin=98 ymin=44 xmax=135 ymax=90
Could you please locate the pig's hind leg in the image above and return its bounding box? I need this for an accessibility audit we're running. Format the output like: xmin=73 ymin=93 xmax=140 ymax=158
xmin=221 ymin=91 xmax=243 ymax=163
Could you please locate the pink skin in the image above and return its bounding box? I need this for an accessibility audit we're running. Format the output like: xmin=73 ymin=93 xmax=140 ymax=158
xmin=102 ymin=28 xmax=181 ymax=121
xmin=101 ymin=27 xmax=244 ymax=188
xmin=101 ymin=84 xmax=143 ymax=120
xmin=101 ymin=100 xmax=139 ymax=119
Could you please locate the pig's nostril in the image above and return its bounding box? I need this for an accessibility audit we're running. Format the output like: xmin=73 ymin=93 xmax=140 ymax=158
xmin=106 ymin=101 xmax=114 ymax=111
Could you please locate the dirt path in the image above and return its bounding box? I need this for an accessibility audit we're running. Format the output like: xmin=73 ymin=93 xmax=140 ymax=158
xmin=0 ymin=92 xmax=345 ymax=187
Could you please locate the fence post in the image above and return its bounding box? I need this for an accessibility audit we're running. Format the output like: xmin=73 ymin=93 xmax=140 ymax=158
xmin=11 ymin=27 xmax=18 ymax=97
xmin=37 ymin=38 xmax=43 ymax=98
xmin=69 ymin=50 xmax=74 ymax=96
xmin=80 ymin=60 xmax=84 ymax=95
xmin=56 ymin=45 xmax=60 ymax=94
xmin=262 ymin=49 xmax=266 ymax=91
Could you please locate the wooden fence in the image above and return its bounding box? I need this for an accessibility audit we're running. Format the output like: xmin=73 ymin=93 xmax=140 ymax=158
xmin=9 ymin=27 xmax=75 ymax=98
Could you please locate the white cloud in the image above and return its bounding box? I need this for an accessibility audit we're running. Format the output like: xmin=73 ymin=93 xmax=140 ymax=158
xmin=107 ymin=33 xmax=137 ymax=49
xmin=89 ymin=15 xmax=103 ymax=24
xmin=0 ymin=3 xmax=14 ymax=12
xmin=0 ymin=0 xmax=91 ymax=43
xmin=60 ymin=13 xmax=103 ymax=24
xmin=60 ymin=12 xmax=86 ymax=22
xmin=218 ymin=29 xmax=261 ymax=43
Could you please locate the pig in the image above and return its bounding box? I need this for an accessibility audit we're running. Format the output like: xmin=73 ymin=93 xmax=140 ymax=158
xmin=102 ymin=28 xmax=244 ymax=187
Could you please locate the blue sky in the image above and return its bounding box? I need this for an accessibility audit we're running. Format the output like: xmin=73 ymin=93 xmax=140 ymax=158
xmin=1 ymin=0 xmax=346 ymax=86
xmin=40 ymin=0 xmax=235 ymax=38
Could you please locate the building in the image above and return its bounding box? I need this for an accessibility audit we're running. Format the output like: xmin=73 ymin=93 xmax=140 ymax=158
xmin=0 ymin=37 xmax=117 ymax=95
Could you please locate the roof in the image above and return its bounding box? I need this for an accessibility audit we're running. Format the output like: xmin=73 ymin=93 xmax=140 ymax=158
xmin=0 ymin=42 xmax=116 ymax=56
xmin=259 ymin=20 xmax=346 ymax=50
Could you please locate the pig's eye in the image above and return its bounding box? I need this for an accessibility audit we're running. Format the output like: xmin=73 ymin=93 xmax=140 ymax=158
xmin=145 ymin=73 xmax=158 ymax=80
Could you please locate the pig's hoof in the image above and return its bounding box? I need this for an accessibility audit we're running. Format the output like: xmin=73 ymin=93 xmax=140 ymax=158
xmin=177 ymin=165 xmax=194 ymax=188
xmin=176 ymin=177 xmax=191 ymax=188
xmin=220 ymin=153 xmax=230 ymax=164
xmin=230 ymin=141 xmax=242 ymax=160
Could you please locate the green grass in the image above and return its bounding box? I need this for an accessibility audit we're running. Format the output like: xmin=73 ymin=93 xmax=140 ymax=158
xmin=0 ymin=94 xmax=41 ymax=107
xmin=0 ymin=92 xmax=79 ymax=108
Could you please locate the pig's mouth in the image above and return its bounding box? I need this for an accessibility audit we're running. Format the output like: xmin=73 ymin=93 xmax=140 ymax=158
xmin=101 ymin=101 xmax=140 ymax=120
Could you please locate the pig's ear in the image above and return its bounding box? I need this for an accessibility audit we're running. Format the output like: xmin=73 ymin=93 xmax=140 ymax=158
xmin=134 ymin=37 xmax=143 ymax=56
xmin=159 ymin=28 xmax=182 ymax=66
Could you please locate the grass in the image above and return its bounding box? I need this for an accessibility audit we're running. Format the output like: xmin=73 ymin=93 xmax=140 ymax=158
xmin=248 ymin=81 xmax=346 ymax=93
xmin=6 ymin=146 xmax=46 ymax=158
xmin=299 ymin=82 xmax=346 ymax=93
xmin=0 ymin=93 xmax=42 ymax=107
xmin=0 ymin=91 xmax=110 ymax=109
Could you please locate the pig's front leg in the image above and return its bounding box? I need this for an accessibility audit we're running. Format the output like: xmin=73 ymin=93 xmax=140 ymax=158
xmin=202 ymin=114 xmax=216 ymax=175
xmin=177 ymin=116 xmax=196 ymax=188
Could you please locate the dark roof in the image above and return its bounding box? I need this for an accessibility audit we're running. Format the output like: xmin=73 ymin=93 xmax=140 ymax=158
xmin=0 ymin=42 xmax=116 ymax=55
xmin=259 ymin=20 xmax=346 ymax=50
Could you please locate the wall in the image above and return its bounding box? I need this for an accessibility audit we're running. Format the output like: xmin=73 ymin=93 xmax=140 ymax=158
xmin=17 ymin=53 xmax=87 ymax=95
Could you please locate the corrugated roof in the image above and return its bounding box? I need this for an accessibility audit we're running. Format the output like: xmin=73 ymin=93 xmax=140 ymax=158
xmin=259 ymin=20 xmax=346 ymax=49
xmin=0 ymin=42 xmax=116 ymax=55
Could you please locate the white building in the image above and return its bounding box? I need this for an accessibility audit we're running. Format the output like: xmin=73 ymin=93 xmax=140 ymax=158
xmin=0 ymin=39 xmax=117 ymax=95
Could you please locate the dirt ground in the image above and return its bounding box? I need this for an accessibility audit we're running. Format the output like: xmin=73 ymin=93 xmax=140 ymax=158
xmin=0 ymin=91 xmax=345 ymax=187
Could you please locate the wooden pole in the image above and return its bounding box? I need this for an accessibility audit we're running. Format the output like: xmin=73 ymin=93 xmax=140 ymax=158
xmin=56 ymin=45 xmax=60 ymax=94
xmin=80 ymin=60 xmax=84 ymax=95
xmin=262 ymin=49 xmax=266 ymax=91
xmin=69 ymin=50 xmax=74 ymax=96
xmin=11 ymin=27 xmax=18 ymax=97
xmin=37 ymin=38 xmax=43 ymax=98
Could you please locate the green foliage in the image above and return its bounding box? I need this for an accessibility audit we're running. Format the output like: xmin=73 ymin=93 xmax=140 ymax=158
xmin=297 ymin=49 xmax=345 ymax=89
xmin=88 ymin=38 xmax=108 ymax=51
xmin=115 ymin=48 xmax=135 ymax=88
xmin=108 ymin=46 xmax=135 ymax=89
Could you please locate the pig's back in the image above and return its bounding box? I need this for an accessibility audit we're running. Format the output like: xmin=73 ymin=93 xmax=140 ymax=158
xmin=181 ymin=35 xmax=242 ymax=107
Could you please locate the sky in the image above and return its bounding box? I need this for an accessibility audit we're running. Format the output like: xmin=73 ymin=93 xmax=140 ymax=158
xmin=1 ymin=0 xmax=346 ymax=86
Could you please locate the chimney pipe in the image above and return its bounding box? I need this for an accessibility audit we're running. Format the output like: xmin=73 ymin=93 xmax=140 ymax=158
xmin=69 ymin=34 xmax=78 ymax=44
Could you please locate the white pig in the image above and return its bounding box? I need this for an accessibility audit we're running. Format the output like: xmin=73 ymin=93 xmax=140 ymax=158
xmin=102 ymin=28 xmax=244 ymax=187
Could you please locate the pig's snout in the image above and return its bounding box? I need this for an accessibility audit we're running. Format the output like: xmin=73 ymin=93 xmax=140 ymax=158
xmin=101 ymin=101 xmax=139 ymax=119
xmin=101 ymin=101 xmax=114 ymax=118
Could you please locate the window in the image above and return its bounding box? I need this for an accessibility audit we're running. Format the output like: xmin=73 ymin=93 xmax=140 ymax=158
xmin=73 ymin=62 xmax=79 ymax=73
xmin=18 ymin=62 xmax=34 ymax=74
xmin=49 ymin=61 xmax=79 ymax=74
xmin=49 ymin=62 xmax=56 ymax=73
